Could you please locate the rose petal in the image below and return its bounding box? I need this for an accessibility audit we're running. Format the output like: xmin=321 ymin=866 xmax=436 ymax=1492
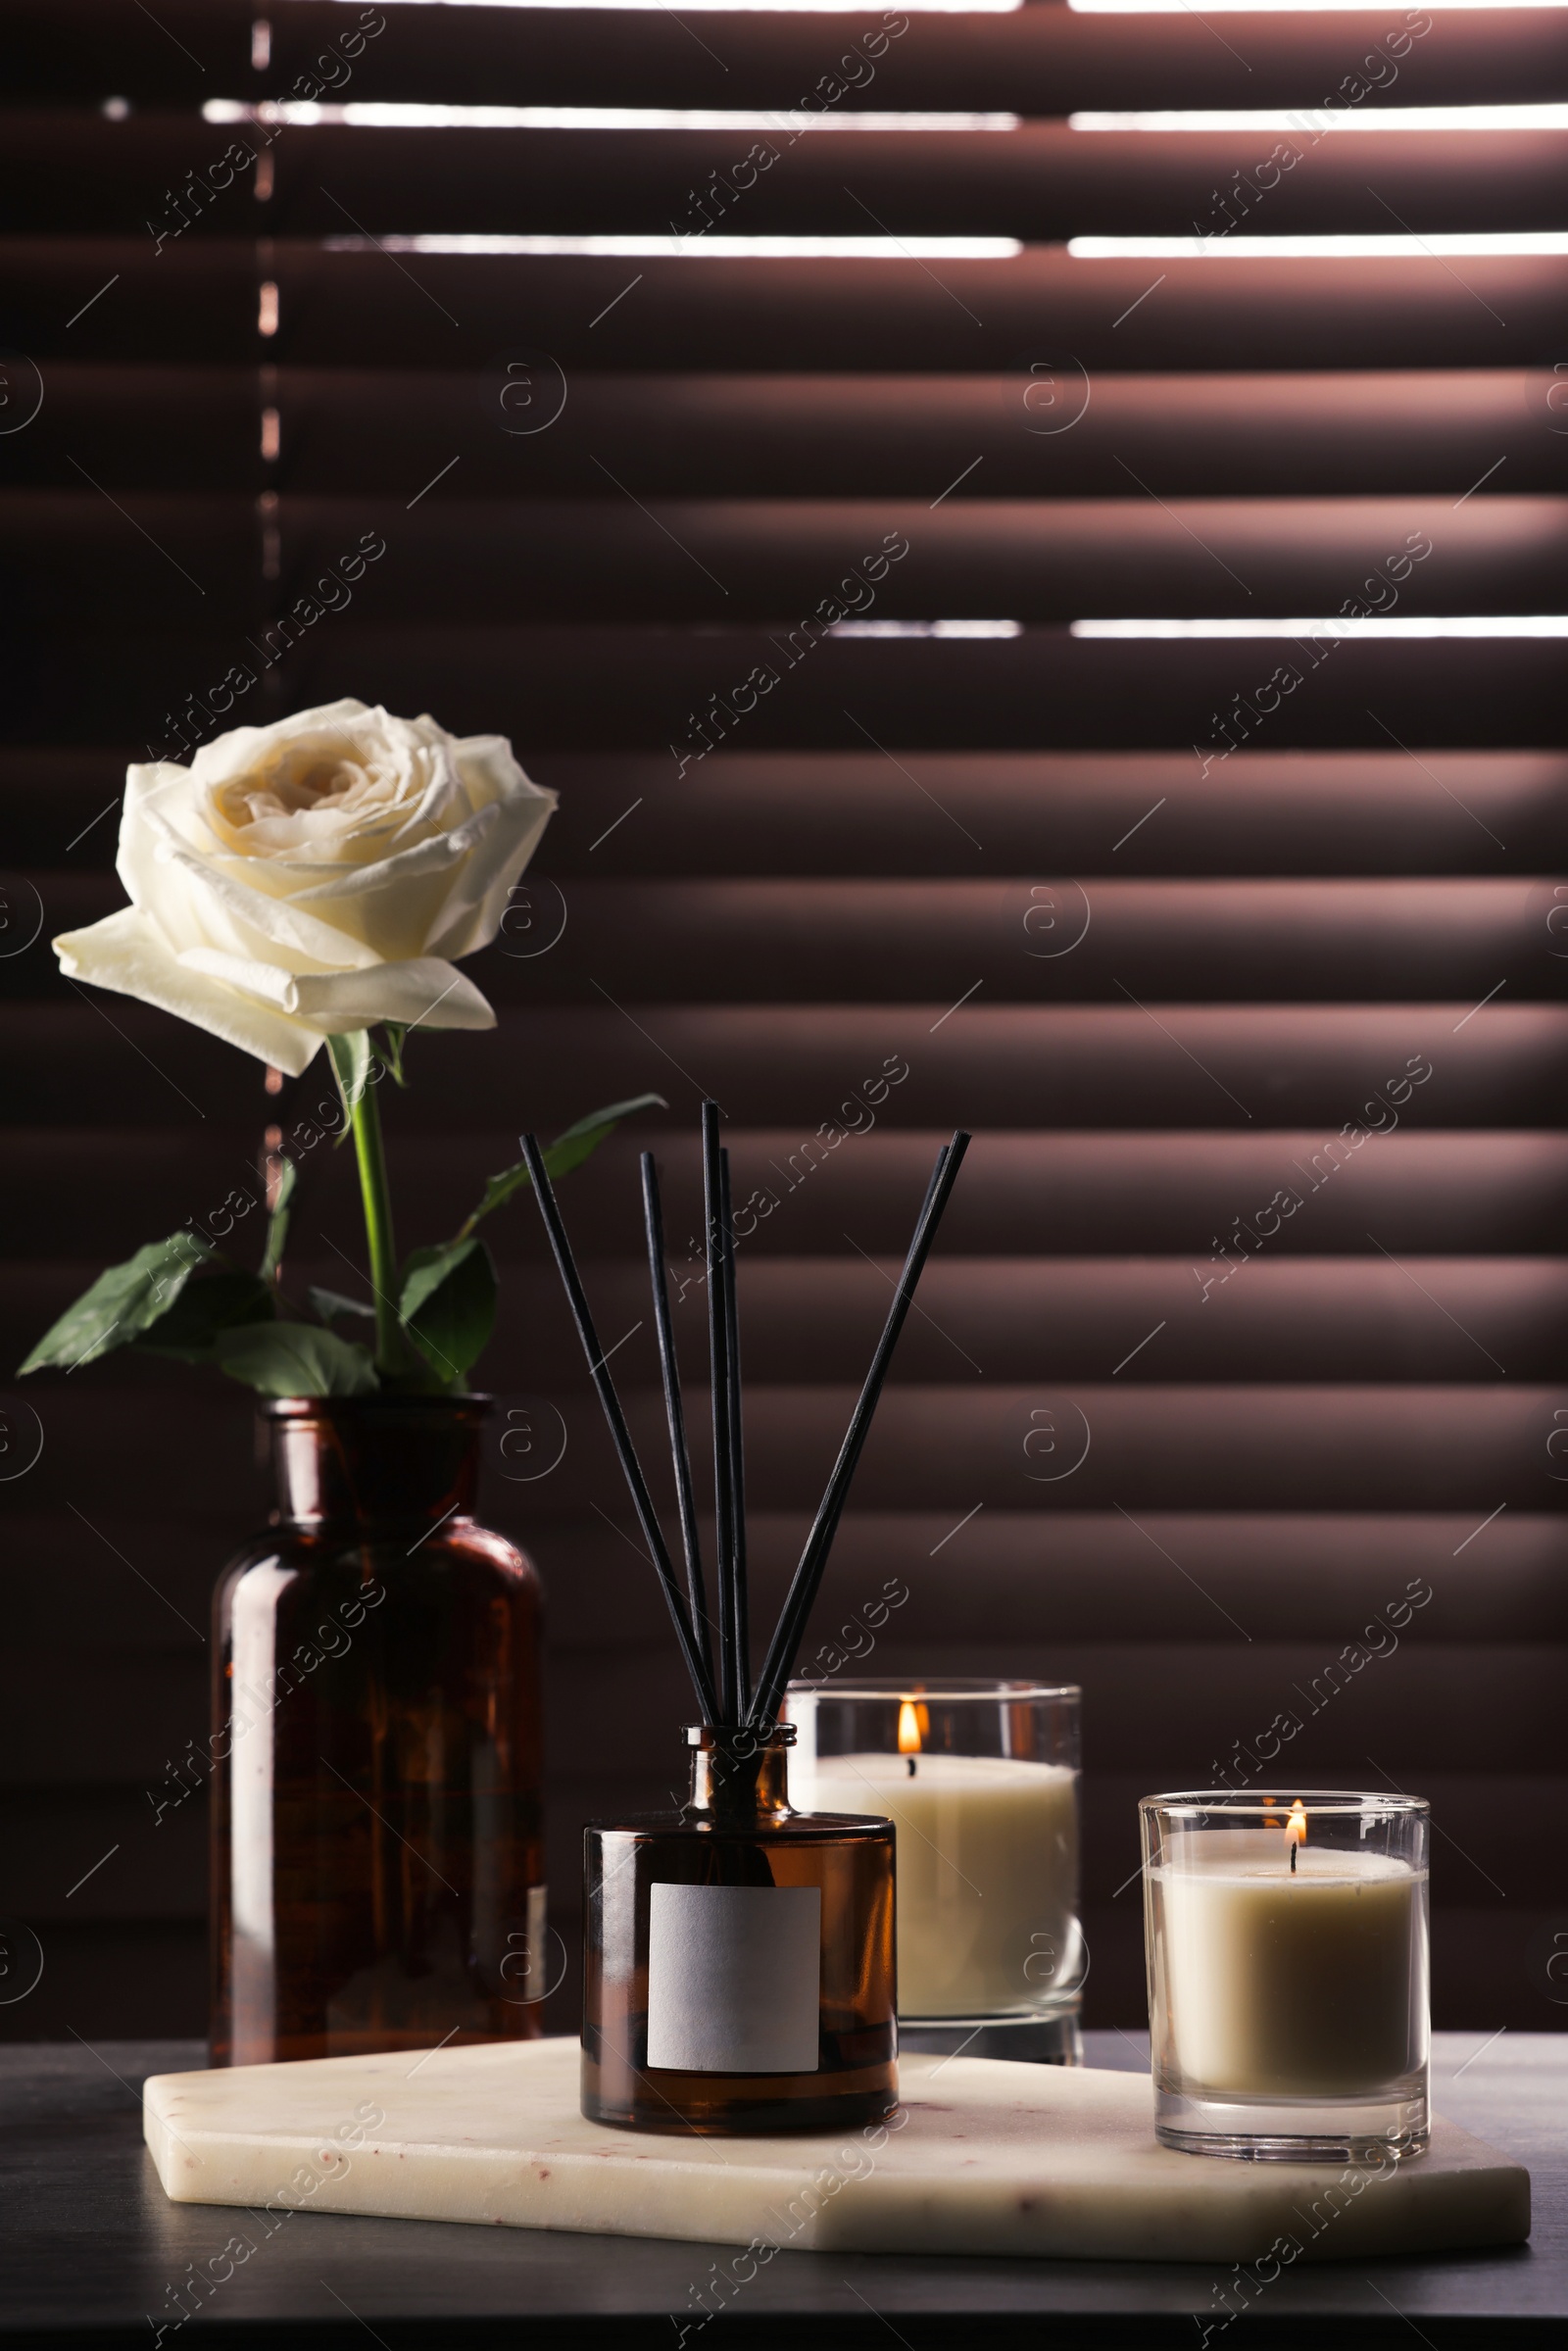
xmin=176 ymin=947 xmax=497 ymax=1033
xmin=129 ymin=806 xmax=386 ymax=973
xmin=426 ymin=758 xmax=558 ymax=960
xmin=54 ymin=906 xmax=325 ymax=1076
xmin=186 ymin=698 xmax=372 ymax=797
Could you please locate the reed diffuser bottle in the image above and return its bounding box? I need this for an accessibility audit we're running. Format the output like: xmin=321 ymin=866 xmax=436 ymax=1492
xmin=583 ymin=1723 xmax=896 ymax=2132
xmin=523 ymin=1104 xmax=968 ymax=2133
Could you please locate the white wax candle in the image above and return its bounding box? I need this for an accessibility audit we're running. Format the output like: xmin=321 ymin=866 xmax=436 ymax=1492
xmin=1152 ymin=1832 xmax=1427 ymax=2097
xmin=793 ymin=1752 xmax=1079 ymax=2019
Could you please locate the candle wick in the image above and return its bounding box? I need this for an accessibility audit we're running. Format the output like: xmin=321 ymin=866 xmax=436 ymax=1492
xmin=1290 ymin=1838 xmax=1298 ymax=1875
xmin=906 ymin=1756 xmax=916 ymax=1778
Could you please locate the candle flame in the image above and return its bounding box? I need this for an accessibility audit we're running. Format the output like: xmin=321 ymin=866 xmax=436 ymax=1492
xmin=897 ymin=1700 xmax=925 ymax=1755
xmin=1286 ymin=1799 xmax=1307 ymax=1852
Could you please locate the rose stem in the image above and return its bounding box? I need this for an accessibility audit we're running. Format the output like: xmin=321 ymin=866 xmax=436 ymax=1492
xmin=347 ymin=1079 xmax=405 ymax=1376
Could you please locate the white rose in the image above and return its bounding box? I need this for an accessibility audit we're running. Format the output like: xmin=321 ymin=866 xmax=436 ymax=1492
xmin=53 ymin=699 xmax=557 ymax=1078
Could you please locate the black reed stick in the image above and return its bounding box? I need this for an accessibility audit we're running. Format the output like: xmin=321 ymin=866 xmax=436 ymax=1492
xmin=749 ymin=1131 xmax=970 ymax=1729
xmin=519 ymin=1133 xmax=718 ymax=1723
xmin=640 ymin=1151 xmax=712 ymax=1686
xmin=701 ymin=1103 xmax=739 ymax=1721
xmin=718 ymin=1145 xmax=750 ymax=1717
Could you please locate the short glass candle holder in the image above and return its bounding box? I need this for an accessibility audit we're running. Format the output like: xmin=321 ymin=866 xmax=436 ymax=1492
xmin=582 ymin=1723 xmax=898 ymax=2134
xmin=786 ymin=1679 xmax=1083 ymax=2063
xmin=1141 ymin=1790 xmax=1430 ymax=2162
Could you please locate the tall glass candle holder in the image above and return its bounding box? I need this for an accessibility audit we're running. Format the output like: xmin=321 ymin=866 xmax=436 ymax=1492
xmin=786 ymin=1679 xmax=1082 ymax=2063
xmin=1142 ymin=1790 xmax=1429 ymax=2162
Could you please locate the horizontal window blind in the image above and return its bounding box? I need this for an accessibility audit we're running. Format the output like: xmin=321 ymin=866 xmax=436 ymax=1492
xmin=2 ymin=0 xmax=1563 ymax=2037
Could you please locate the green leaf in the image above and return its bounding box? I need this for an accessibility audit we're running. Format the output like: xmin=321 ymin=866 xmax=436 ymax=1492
xmin=19 ymin=1231 xmax=214 ymax=1375
xmin=457 ymin=1093 xmax=667 ymax=1238
xmin=545 ymin=1092 xmax=668 ymax=1177
xmin=307 ymin=1284 xmax=376 ymax=1326
xmin=399 ymin=1238 xmax=498 ymax=1384
xmin=138 ymin=1268 xmax=276 ymax=1362
xmin=213 ymin=1321 xmax=377 ymax=1397
xmin=326 ymin=1030 xmax=373 ymax=1144
xmin=259 ymin=1156 xmax=297 ymax=1284
xmin=379 ymin=1022 xmax=411 ymax=1087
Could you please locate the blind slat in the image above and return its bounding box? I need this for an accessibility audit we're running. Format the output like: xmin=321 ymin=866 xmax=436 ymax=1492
xmin=9 ymin=1506 xmax=1562 ymax=1644
xmin=2 ymin=749 xmax=1561 ymax=878
xmin=10 ymin=242 xmax=1564 ymax=368
xmin=6 ymin=1129 xmax=1559 ymax=1255
xmin=6 ymin=3 xmax=1566 ymax=112
xmin=6 ymin=631 xmax=1563 ymax=749
xmin=7 ymin=120 xmax=1564 ymax=240
xmin=6 ymin=492 xmax=1560 ymax=622
xmin=10 ymin=1382 xmax=1561 ymax=1511
xmin=11 ymin=1253 xmax=1557 ymax=1380
xmin=0 ymin=1004 xmax=1554 ymax=1127
xmin=8 ymin=367 xmax=1563 ymax=501
xmin=13 ymin=876 xmax=1554 ymax=1007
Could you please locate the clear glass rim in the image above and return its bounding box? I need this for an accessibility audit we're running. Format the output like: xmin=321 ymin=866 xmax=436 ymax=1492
xmin=1141 ymin=1788 xmax=1428 ymax=1817
xmin=785 ymin=1677 xmax=1080 ymax=1703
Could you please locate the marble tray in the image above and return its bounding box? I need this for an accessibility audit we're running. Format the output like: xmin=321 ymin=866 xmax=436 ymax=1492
xmin=143 ymin=2037 xmax=1530 ymax=2265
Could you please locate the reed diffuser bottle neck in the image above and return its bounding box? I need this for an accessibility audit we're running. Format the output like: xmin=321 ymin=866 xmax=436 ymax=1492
xmin=686 ymin=1725 xmax=795 ymax=1827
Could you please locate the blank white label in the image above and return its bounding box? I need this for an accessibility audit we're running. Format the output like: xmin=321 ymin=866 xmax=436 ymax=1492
xmin=645 ymin=1882 xmax=821 ymax=2075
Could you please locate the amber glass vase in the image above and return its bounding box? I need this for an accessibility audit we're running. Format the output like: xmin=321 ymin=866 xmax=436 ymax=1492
xmin=582 ymin=1725 xmax=897 ymax=2134
xmin=209 ymin=1396 xmax=546 ymax=2065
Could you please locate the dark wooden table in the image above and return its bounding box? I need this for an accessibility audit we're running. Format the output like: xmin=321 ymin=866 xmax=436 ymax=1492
xmin=1 ymin=2032 xmax=1562 ymax=2347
